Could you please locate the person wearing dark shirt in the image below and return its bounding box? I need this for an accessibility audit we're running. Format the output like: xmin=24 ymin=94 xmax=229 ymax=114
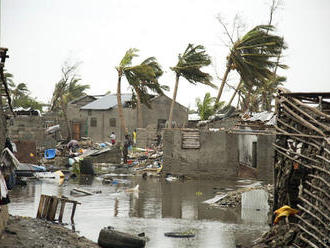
xmin=123 ymin=135 xmax=129 ymax=164
xmin=4 ymin=137 xmax=13 ymax=153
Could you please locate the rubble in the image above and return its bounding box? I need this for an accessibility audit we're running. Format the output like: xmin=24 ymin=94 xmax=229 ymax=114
xmin=204 ymin=184 xmax=274 ymax=208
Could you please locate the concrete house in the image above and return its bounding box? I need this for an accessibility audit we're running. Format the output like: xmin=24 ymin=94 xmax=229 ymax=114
xmin=66 ymin=95 xmax=98 ymax=140
xmin=79 ymin=93 xmax=188 ymax=142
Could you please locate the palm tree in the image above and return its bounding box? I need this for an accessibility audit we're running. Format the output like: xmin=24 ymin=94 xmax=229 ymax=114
xmin=116 ymin=49 xmax=159 ymax=136
xmin=51 ymin=63 xmax=89 ymax=139
xmin=168 ymin=44 xmax=216 ymax=128
xmin=11 ymin=83 xmax=29 ymax=101
xmin=260 ymin=75 xmax=286 ymax=111
xmin=128 ymin=57 xmax=168 ymax=128
xmin=196 ymin=92 xmax=224 ymax=120
xmin=215 ymin=25 xmax=287 ymax=106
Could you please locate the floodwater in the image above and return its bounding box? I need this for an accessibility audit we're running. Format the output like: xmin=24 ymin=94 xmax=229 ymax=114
xmin=8 ymin=173 xmax=270 ymax=248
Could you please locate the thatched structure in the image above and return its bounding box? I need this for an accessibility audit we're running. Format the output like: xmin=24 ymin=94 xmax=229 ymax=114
xmin=254 ymin=88 xmax=330 ymax=247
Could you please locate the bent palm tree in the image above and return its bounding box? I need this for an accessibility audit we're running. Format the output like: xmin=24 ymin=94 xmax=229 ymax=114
xmin=168 ymin=44 xmax=216 ymax=128
xmin=116 ymin=49 xmax=161 ymax=135
xmin=215 ymin=25 xmax=287 ymax=106
xmin=129 ymin=57 xmax=168 ymax=128
xmin=51 ymin=63 xmax=89 ymax=139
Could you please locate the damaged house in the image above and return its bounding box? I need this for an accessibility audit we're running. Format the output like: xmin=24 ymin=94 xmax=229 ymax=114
xmin=76 ymin=94 xmax=188 ymax=142
xmin=163 ymin=110 xmax=276 ymax=181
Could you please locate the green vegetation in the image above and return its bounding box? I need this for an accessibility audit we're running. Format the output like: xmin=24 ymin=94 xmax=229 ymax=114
xmin=168 ymin=44 xmax=216 ymax=128
xmin=50 ymin=62 xmax=90 ymax=139
xmin=215 ymin=25 xmax=287 ymax=112
xmin=196 ymin=93 xmax=225 ymax=120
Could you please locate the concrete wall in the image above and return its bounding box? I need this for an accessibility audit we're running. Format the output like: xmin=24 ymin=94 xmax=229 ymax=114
xmin=80 ymin=95 xmax=188 ymax=143
xmin=142 ymin=95 xmax=188 ymax=128
xmin=256 ymin=134 xmax=275 ymax=182
xmin=163 ymin=129 xmax=239 ymax=178
xmin=163 ymin=128 xmax=275 ymax=181
xmin=238 ymin=132 xmax=258 ymax=166
xmin=81 ymin=107 xmax=136 ymax=143
xmin=7 ymin=115 xmax=64 ymax=149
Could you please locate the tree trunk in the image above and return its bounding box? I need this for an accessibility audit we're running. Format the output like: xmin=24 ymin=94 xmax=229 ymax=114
xmin=61 ymin=98 xmax=72 ymax=140
xmin=227 ymin=79 xmax=242 ymax=107
xmin=215 ymin=64 xmax=231 ymax=105
xmin=117 ymin=72 xmax=127 ymax=138
xmin=168 ymin=73 xmax=180 ymax=129
xmin=136 ymin=89 xmax=143 ymax=128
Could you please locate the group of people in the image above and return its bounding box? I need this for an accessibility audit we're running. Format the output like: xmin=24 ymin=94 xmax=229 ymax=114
xmin=109 ymin=130 xmax=137 ymax=164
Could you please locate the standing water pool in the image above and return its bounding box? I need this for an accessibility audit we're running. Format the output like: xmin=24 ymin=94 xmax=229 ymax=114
xmin=8 ymin=175 xmax=269 ymax=248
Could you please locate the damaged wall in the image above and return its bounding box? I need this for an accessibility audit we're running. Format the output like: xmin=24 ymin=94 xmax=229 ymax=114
xmin=163 ymin=129 xmax=239 ymax=178
xmin=7 ymin=115 xmax=65 ymax=149
xmin=163 ymin=128 xmax=275 ymax=180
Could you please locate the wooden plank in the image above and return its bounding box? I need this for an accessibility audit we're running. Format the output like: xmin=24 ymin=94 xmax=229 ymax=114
xmin=36 ymin=195 xmax=46 ymax=219
xmin=72 ymin=188 xmax=93 ymax=195
xmin=58 ymin=201 xmax=66 ymax=223
xmin=71 ymin=203 xmax=77 ymax=223
xmin=41 ymin=196 xmax=51 ymax=219
xmin=48 ymin=196 xmax=59 ymax=221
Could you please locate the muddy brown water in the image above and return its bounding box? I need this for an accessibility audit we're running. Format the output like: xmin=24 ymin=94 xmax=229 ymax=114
xmin=8 ymin=174 xmax=270 ymax=248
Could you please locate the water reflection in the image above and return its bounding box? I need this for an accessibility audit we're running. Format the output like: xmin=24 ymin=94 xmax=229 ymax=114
xmin=8 ymin=175 xmax=269 ymax=247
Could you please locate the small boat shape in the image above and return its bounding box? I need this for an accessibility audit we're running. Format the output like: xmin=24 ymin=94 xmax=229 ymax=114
xmin=98 ymin=226 xmax=146 ymax=248
xmin=125 ymin=184 xmax=139 ymax=193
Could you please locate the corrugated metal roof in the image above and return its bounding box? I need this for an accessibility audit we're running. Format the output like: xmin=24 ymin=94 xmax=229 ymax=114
xmin=80 ymin=93 xmax=132 ymax=110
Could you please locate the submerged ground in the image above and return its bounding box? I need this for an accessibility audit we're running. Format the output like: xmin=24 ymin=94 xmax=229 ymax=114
xmin=4 ymin=173 xmax=270 ymax=248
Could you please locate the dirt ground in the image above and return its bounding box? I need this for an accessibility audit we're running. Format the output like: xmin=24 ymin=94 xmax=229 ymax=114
xmin=0 ymin=215 xmax=100 ymax=248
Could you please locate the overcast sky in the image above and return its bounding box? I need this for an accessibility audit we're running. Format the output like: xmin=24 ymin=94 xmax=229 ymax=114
xmin=1 ymin=0 xmax=330 ymax=109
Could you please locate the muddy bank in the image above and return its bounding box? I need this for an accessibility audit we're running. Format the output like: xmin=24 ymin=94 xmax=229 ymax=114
xmin=0 ymin=215 xmax=99 ymax=248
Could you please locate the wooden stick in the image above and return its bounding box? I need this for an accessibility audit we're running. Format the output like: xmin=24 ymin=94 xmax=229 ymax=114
xmin=273 ymin=143 xmax=320 ymax=164
xmin=58 ymin=200 xmax=66 ymax=223
xmin=50 ymin=197 xmax=59 ymax=221
xmin=296 ymin=215 xmax=328 ymax=240
xmin=282 ymin=104 xmax=325 ymax=136
xmin=324 ymin=147 xmax=330 ymax=155
xmin=315 ymin=154 xmax=330 ymax=165
xmin=274 ymin=125 xmax=324 ymax=139
xmin=36 ymin=195 xmax=46 ymax=219
xmin=297 ymin=204 xmax=329 ymax=230
xmin=298 ymin=196 xmax=330 ymax=223
xmin=292 ymin=243 xmax=302 ymax=248
xmin=71 ymin=203 xmax=77 ymax=223
xmin=273 ymin=146 xmax=312 ymax=169
xmin=305 ymin=180 xmax=330 ymax=199
xmin=41 ymin=196 xmax=51 ymax=219
xmin=276 ymin=119 xmax=321 ymax=150
xmin=282 ymin=96 xmax=330 ymax=132
xmin=72 ymin=188 xmax=93 ymax=195
xmin=298 ymin=234 xmax=319 ymax=248
xmin=290 ymin=94 xmax=330 ymax=121
xmin=303 ymin=188 xmax=329 ymax=212
xmin=311 ymin=164 xmax=330 ymax=176
xmin=296 ymin=224 xmax=328 ymax=248
xmin=308 ymin=174 xmax=330 ymax=188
